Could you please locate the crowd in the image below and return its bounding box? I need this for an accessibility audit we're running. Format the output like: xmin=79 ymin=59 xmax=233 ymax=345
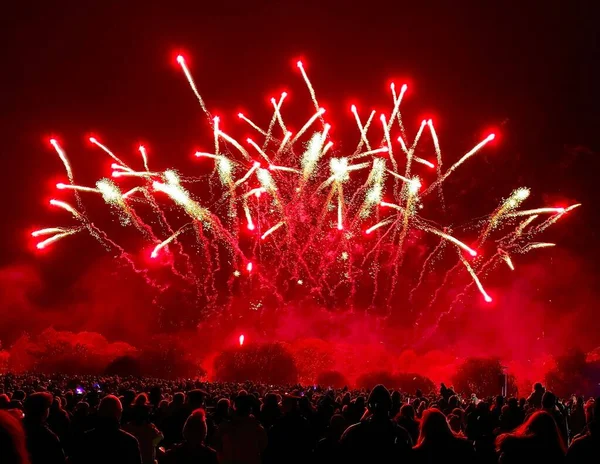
xmin=0 ymin=373 xmax=598 ymax=463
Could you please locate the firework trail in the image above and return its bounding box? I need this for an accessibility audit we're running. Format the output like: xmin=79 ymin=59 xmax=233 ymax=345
xmin=32 ymin=53 xmax=579 ymax=327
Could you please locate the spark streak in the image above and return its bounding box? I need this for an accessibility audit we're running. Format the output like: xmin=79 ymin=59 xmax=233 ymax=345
xmin=89 ymin=137 xmax=129 ymax=167
xmin=460 ymin=254 xmax=492 ymax=302
xmin=261 ymin=221 xmax=284 ymax=240
xmin=176 ymin=55 xmax=210 ymax=118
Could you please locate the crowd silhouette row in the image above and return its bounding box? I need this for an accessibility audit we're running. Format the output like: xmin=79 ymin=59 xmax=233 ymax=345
xmin=0 ymin=374 xmax=598 ymax=463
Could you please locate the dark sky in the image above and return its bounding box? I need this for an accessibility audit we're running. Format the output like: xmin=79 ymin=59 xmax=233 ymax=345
xmin=2 ymin=1 xmax=598 ymax=291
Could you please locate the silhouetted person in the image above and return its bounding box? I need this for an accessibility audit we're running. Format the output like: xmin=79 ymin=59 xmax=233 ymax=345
xmin=215 ymin=393 xmax=267 ymax=464
xmin=313 ymin=414 xmax=346 ymax=464
xmin=47 ymin=396 xmax=70 ymax=448
xmin=164 ymin=409 xmax=218 ymax=464
xmin=566 ymin=397 xmax=600 ymax=464
xmin=259 ymin=393 xmax=281 ymax=430
xmin=0 ymin=410 xmax=30 ymax=464
xmin=22 ymin=392 xmax=65 ymax=464
xmin=339 ymin=384 xmax=412 ymax=464
xmin=542 ymin=391 xmax=569 ymax=445
xmin=413 ymin=408 xmax=474 ymax=464
xmin=123 ymin=395 xmax=163 ymax=464
xmin=499 ymin=398 xmax=525 ymax=433
xmin=72 ymin=394 xmax=142 ymax=464
xmin=569 ymin=396 xmax=586 ymax=439
xmin=396 ymin=404 xmax=420 ymax=444
xmin=265 ymin=394 xmax=313 ymax=464
xmin=390 ymin=390 xmax=402 ymax=418
xmin=527 ymin=383 xmax=545 ymax=409
xmin=497 ymin=410 xmax=566 ymax=464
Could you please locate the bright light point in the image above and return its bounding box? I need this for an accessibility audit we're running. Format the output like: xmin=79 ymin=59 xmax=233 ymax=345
xmin=401 ymin=84 xmax=408 ymax=92
xmin=469 ymin=250 xmax=478 ymax=257
xmin=557 ymin=207 xmax=565 ymax=213
xmin=484 ymin=295 xmax=493 ymax=303
xmin=213 ymin=116 xmax=220 ymax=123
xmin=337 ymin=224 xmax=344 ymax=230
xmin=50 ymin=138 xmax=57 ymax=145
xmin=36 ymin=243 xmax=45 ymax=250
xmin=246 ymin=262 xmax=253 ymax=272
xmin=150 ymin=251 xmax=158 ymax=259
xmin=297 ymin=280 xmax=303 ymax=285
xmin=247 ymin=223 xmax=255 ymax=230
xmin=56 ymin=183 xmax=66 ymax=189
xmin=111 ymin=171 xmax=121 ymax=177
xmin=88 ymin=137 xmax=96 ymax=143
xmin=421 ymin=119 xmax=427 ymax=126
xmin=246 ymin=138 xmax=252 ymax=143
xmin=380 ymin=114 xmax=386 ymax=122
xmin=138 ymin=145 xmax=144 ymax=150
xmin=270 ymin=97 xmax=276 ymax=104
xmin=297 ymin=60 xmax=303 ymax=68
xmin=427 ymin=119 xmax=433 ymax=125
xmin=351 ymin=104 xmax=356 ymax=112
xmin=176 ymin=55 xmax=184 ymax=64
xmin=253 ymin=161 xmax=261 ymax=168
xmin=390 ymin=82 xmax=395 ymax=90
xmin=487 ymin=133 xmax=496 ymax=140
xmin=365 ymin=229 xmax=371 ymax=235
xmin=239 ymin=334 xmax=245 ymax=346
xmin=281 ymin=92 xmax=287 ymax=98
xmin=319 ymin=108 xmax=326 ymax=114
xmin=238 ymin=113 xmax=243 ymax=118
xmin=194 ymin=152 xmax=201 ymax=157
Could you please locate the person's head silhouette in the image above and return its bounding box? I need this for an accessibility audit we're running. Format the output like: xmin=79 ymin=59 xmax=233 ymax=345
xmin=367 ymin=384 xmax=392 ymax=418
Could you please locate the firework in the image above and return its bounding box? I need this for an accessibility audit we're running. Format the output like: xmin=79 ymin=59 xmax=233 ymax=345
xmin=33 ymin=53 xmax=578 ymax=325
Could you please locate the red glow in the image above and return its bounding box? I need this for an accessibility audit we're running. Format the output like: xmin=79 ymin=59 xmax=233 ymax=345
xmin=238 ymin=113 xmax=244 ymax=118
xmin=176 ymin=55 xmax=185 ymax=64
xmin=50 ymin=138 xmax=57 ymax=145
xmin=401 ymin=84 xmax=408 ymax=92
xmin=246 ymin=262 xmax=253 ymax=272
xmin=89 ymin=137 xmax=97 ymax=143
xmin=469 ymin=250 xmax=478 ymax=257
xmin=484 ymin=295 xmax=493 ymax=303
xmin=239 ymin=334 xmax=245 ymax=346
xmin=350 ymin=104 xmax=357 ymax=112
xmin=281 ymin=91 xmax=288 ymax=98
xmin=297 ymin=60 xmax=303 ymax=68
xmin=247 ymin=223 xmax=255 ymax=231
xmin=487 ymin=133 xmax=496 ymax=141
xmin=270 ymin=97 xmax=277 ymax=105
xmin=337 ymin=224 xmax=344 ymax=231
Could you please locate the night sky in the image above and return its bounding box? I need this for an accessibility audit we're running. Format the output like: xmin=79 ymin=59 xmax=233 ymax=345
xmin=1 ymin=2 xmax=599 ymax=356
